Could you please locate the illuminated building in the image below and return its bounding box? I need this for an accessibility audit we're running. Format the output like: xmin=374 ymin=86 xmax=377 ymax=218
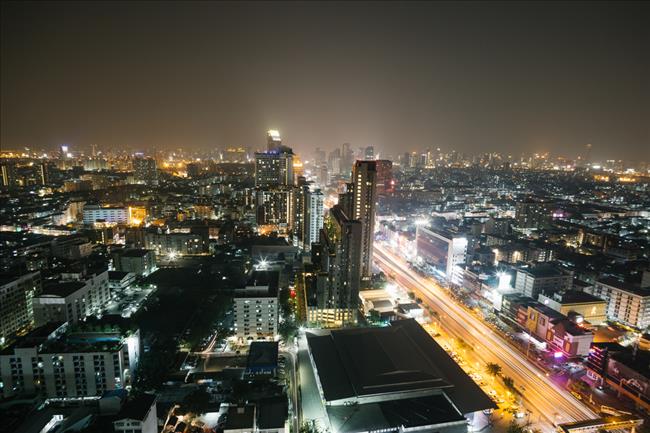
xmin=350 ymin=160 xmax=377 ymax=282
xmin=1 ymin=160 xmax=17 ymax=189
xmin=416 ymin=226 xmax=468 ymax=284
xmin=233 ymin=271 xmax=279 ymax=341
xmin=132 ymin=155 xmax=158 ymax=185
xmin=255 ymin=148 xmax=294 ymax=188
xmin=255 ymin=188 xmax=294 ymax=234
xmin=0 ymin=271 xmax=42 ymax=344
xmin=515 ymin=198 xmax=552 ymax=230
xmin=0 ymin=322 xmax=140 ymax=399
xmin=514 ymin=265 xmax=573 ymax=299
xmin=83 ymin=204 xmax=129 ymax=224
xmin=587 ymin=277 xmax=650 ymax=330
xmin=375 ymin=159 xmax=394 ymax=195
xmin=267 ymin=129 xmax=282 ymax=151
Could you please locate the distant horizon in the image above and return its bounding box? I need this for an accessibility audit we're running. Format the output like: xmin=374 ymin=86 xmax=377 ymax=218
xmin=2 ymin=2 xmax=648 ymax=162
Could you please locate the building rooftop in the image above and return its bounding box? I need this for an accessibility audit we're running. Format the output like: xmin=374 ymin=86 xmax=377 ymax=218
xmin=246 ymin=341 xmax=278 ymax=369
xmin=224 ymin=405 xmax=255 ymax=430
xmin=115 ymin=393 xmax=156 ymax=422
xmin=119 ymin=248 xmax=153 ymax=258
xmin=598 ymin=276 xmax=650 ymax=297
xmin=326 ymin=395 xmax=465 ymax=433
xmin=257 ymin=397 xmax=287 ymax=430
xmin=108 ymin=270 xmax=131 ymax=280
xmin=306 ymin=318 xmax=496 ymax=414
xmin=519 ymin=265 xmax=568 ymax=279
xmin=40 ymin=281 xmax=86 ymax=298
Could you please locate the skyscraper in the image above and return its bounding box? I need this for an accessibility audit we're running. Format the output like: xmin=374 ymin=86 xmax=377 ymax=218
xmin=1 ymin=161 xmax=17 ymax=189
xmin=133 ymin=155 xmax=158 ymax=185
xmin=267 ymin=129 xmax=282 ymax=151
xmin=375 ymin=159 xmax=394 ymax=195
xmin=364 ymin=146 xmax=375 ymax=160
xmin=303 ymin=188 xmax=324 ymax=251
xmin=351 ymin=160 xmax=377 ymax=282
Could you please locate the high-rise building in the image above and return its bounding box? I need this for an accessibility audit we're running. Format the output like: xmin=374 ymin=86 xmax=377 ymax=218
xmin=0 ymin=271 xmax=42 ymax=344
xmin=254 ymin=149 xmax=294 ymax=187
xmin=132 ymin=155 xmax=158 ymax=185
xmin=267 ymin=129 xmax=282 ymax=151
xmin=39 ymin=162 xmax=50 ymax=186
xmin=1 ymin=160 xmax=17 ymax=189
xmin=303 ymin=188 xmax=324 ymax=251
xmin=254 ymin=188 xmax=294 ymax=233
xmin=308 ymin=205 xmax=362 ymax=325
xmin=364 ymin=146 xmax=375 ymax=160
xmin=375 ymin=159 xmax=394 ymax=195
xmin=515 ymin=198 xmax=552 ymax=229
xmin=350 ymin=160 xmax=377 ymax=282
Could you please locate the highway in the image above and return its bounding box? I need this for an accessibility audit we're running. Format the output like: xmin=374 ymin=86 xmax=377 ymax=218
xmin=374 ymin=243 xmax=597 ymax=431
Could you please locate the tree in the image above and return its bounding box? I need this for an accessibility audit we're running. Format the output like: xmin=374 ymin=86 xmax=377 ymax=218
xmin=485 ymin=362 xmax=502 ymax=378
xmin=506 ymin=420 xmax=525 ymax=433
xmin=279 ymin=319 xmax=298 ymax=343
xmin=503 ymin=376 xmax=519 ymax=394
xmin=368 ymin=309 xmax=381 ymax=323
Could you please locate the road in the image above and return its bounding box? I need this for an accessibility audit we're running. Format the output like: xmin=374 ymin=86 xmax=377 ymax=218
xmin=374 ymin=243 xmax=597 ymax=432
xmin=281 ymin=347 xmax=301 ymax=433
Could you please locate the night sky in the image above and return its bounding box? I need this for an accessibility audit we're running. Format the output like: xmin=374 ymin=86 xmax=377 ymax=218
xmin=1 ymin=1 xmax=648 ymax=160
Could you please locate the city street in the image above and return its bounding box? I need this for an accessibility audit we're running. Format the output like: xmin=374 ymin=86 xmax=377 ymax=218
xmin=374 ymin=243 xmax=597 ymax=432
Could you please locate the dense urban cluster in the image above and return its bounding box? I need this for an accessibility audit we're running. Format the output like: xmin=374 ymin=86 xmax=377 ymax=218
xmin=0 ymin=132 xmax=649 ymax=433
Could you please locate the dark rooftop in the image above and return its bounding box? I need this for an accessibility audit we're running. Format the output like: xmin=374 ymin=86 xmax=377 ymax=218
xmin=246 ymin=341 xmax=278 ymax=369
xmin=306 ymin=318 xmax=496 ymax=414
xmin=257 ymin=397 xmax=287 ymax=430
xmin=224 ymin=405 xmax=255 ymax=430
xmin=598 ymin=277 xmax=650 ymax=297
xmin=119 ymin=248 xmax=153 ymax=258
xmin=40 ymin=281 xmax=86 ymax=297
xmin=115 ymin=393 xmax=156 ymax=421
xmin=327 ymin=395 xmax=465 ymax=433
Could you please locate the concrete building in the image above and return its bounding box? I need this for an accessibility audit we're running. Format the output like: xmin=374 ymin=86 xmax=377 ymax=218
xmin=587 ymin=277 xmax=650 ymax=330
xmin=538 ymin=290 xmax=607 ymax=325
xmin=83 ymin=205 xmax=129 ymax=224
xmin=515 ymin=198 xmax=552 ymax=230
xmin=514 ymin=265 xmax=573 ymax=299
xmin=350 ymin=160 xmax=377 ymax=282
xmin=132 ymin=156 xmax=158 ymax=185
xmin=254 ymin=188 xmax=294 ymax=233
xmin=0 ymin=271 xmax=42 ymax=344
xmin=143 ymin=231 xmax=207 ymax=256
xmin=32 ymin=270 xmax=110 ymax=327
xmin=302 ymin=188 xmax=324 ymax=251
xmin=112 ymin=248 xmax=156 ymax=276
xmin=416 ymin=226 xmax=468 ymax=284
xmin=304 ymin=319 xmax=495 ymax=433
xmin=255 ymin=145 xmax=294 ymax=188
xmin=0 ymin=323 xmax=140 ymax=399
xmin=233 ymin=272 xmax=279 ymax=341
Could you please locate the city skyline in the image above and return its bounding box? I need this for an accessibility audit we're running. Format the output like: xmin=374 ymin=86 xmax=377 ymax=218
xmin=2 ymin=1 xmax=649 ymax=160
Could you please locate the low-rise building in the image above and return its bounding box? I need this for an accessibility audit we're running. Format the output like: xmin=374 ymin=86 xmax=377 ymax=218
xmin=233 ymin=272 xmax=279 ymax=341
xmin=538 ymin=290 xmax=607 ymax=325
xmin=112 ymin=248 xmax=156 ymax=276
xmin=108 ymin=271 xmax=136 ymax=290
xmin=515 ymin=265 xmax=573 ymax=299
xmin=586 ymin=277 xmax=650 ymax=330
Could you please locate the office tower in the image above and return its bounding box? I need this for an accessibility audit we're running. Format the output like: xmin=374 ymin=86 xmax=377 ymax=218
xmin=364 ymin=146 xmax=375 ymax=160
xmin=351 ymin=160 xmax=377 ymax=281
xmin=254 ymin=148 xmax=294 ymax=187
xmin=375 ymin=159 xmax=394 ymax=195
xmin=267 ymin=129 xmax=282 ymax=151
xmin=133 ymin=155 xmax=158 ymax=185
xmin=314 ymin=147 xmax=326 ymax=167
xmin=39 ymin=162 xmax=50 ymax=186
xmin=303 ymin=188 xmax=324 ymax=251
xmin=1 ymin=161 xmax=17 ymax=189
xmin=341 ymin=143 xmax=354 ymax=176
xmin=186 ymin=162 xmax=201 ymax=178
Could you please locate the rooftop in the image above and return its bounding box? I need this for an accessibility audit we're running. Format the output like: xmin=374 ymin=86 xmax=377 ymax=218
xmin=224 ymin=405 xmax=255 ymax=430
xmin=39 ymin=281 xmax=86 ymax=298
xmin=115 ymin=393 xmax=156 ymax=421
xmin=598 ymin=277 xmax=650 ymax=297
xmin=246 ymin=341 xmax=278 ymax=369
xmin=306 ymin=318 xmax=496 ymax=414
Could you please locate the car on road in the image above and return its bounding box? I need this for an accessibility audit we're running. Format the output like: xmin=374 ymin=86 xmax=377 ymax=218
xmin=570 ymin=391 xmax=582 ymax=400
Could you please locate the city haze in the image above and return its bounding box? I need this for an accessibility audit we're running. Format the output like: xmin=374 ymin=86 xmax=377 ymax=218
xmin=1 ymin=1 xmax=649 ymax=160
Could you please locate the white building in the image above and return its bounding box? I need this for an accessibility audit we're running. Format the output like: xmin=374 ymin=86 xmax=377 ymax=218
xmin=587 ymin=277 xmax=650 ymax=330
xmin=514 ymin=265 xmax=573 ymax=299
xmin=0 ymin=271 xmax=42 ymax=344
xmin=83 ymin=205 xmax=129 ymax=224
xmin=233 ymin=272 xmax=279 ymax=341
xmin=303 ymin=188 xmax=324 ymax=250
xmin=32 ymin=269 xmax=110 ymax=327
xmin=415 ymin=226 xmax=468 ymax=284
xmin=0 ymin=323 xmax=140 ymax=399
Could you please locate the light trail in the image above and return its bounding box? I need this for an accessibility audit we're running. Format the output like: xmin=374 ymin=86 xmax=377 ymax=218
xmin=374 ymin=243 xmax=597 ymax=431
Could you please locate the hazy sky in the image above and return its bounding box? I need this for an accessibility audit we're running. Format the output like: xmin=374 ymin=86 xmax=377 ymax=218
xmin=1 ymin=1 xmax=648 ymax=160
